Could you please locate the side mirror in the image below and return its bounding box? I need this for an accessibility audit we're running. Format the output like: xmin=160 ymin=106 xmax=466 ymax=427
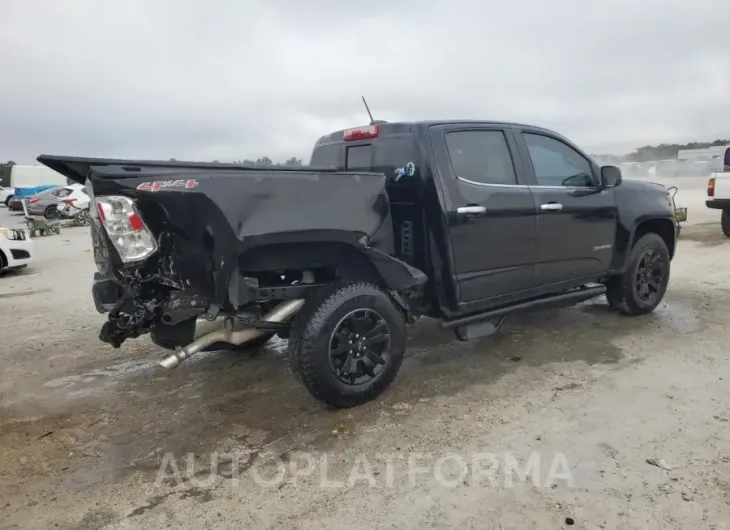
xmin=600 ymin=165 xmax=622 ymax=188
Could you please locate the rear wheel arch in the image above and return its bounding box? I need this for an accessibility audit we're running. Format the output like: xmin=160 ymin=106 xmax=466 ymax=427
xmin=239 ymin=241 xmax=425 ymax=291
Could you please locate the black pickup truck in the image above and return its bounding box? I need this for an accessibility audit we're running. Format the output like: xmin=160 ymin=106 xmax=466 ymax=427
xmin=38 ymin=120 xmax=677 ymax=408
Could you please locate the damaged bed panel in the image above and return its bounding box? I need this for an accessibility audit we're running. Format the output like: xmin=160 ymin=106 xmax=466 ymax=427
xmin=37 ymin=155 xmax=425 ymax=311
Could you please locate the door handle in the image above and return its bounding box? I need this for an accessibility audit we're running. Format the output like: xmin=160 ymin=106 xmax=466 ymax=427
xmin=540 ymin=203 xmax=563 ymax=211
xmin=457 ymin=205 xmax=486 ymax=215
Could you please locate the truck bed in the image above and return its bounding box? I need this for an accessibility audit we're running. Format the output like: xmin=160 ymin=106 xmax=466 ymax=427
xmin=36 ymin=156 xmax=392 ymax=251
xmin=37 ymin=154 xmax=397 ymax=306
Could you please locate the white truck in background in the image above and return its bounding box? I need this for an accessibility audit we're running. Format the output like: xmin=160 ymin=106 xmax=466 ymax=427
xmin=3 ymin=165 xmax=70 ymax=206
xmin=11 ymin=165 xmax=68 ymax=188
xmin=706 ymin=172 xmax=730 ymax=236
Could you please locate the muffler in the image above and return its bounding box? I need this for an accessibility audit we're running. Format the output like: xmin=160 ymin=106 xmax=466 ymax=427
xmin=159 ymin=299 xmax=305 ymax=369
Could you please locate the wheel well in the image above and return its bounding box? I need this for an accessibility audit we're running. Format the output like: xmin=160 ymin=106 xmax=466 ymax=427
xmin=634 ymin=218 xmax=676 ymax=258
xmin=0 ymin=249 xmax=7 ymax=269
xmin=239 ymin=242 xmax=384 ymax=287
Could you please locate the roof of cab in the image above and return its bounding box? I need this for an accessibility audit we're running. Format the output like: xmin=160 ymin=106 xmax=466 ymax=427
xmin=314 ymin=120 xmax=558 ymax=146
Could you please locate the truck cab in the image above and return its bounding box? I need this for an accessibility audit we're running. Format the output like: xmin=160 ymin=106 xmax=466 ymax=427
xmin=310 ymin=121 xmax=676 ymax=321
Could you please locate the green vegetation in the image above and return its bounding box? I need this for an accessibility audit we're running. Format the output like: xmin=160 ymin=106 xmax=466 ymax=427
xmin=0 ymin=161 xmax=15 ymax=187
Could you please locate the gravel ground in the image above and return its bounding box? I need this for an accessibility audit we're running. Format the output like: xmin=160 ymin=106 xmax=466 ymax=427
xmin=1 ymin=178 xmax=729 ymax=529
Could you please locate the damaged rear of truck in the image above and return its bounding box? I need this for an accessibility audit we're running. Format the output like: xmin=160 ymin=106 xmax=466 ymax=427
xmin=38 ymin=155 xmax=426 ymax=408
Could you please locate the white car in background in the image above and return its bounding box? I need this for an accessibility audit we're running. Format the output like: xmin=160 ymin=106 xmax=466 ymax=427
xmin=54 ymin=184 xmax=91 ymax=223
xmin=0 ymin=227 xmax=34 ymax=274
xmin=0 ymin=186 xmax=14 ymax=207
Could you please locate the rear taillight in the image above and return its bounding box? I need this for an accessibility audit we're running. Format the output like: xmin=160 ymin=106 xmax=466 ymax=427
xmin=343 ymin=125 xmax=378 ymax=141
xmin=94 ymin=196 xmax=157 ymax=263
xmin=28 ymin=198 xmax=39 ymax=204
xmin=708 ymin=177 xmax=715 ymax=197
xmin=61 ymin=198 xmax=77 ymax=205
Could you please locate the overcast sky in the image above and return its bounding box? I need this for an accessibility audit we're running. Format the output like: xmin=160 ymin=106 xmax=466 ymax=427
xmin=1 ymin=0 xmax=728 ymax=163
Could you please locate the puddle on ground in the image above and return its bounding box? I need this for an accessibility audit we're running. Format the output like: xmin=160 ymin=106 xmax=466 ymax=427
xmin=10 ymin=293 xmax=710 ymax=492
xmin=0 ymin=287 xmax=53 ymax=299
xmin=43 ymin=359 xmax=156 ymax=398
xmin=650 ymin=299 xmax=704 ymax=334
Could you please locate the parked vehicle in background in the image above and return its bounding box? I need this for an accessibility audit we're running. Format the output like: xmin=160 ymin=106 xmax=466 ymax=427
xmin=26 ymin=184 xmax=89 ymax=219
xmin=23 ymin=187 xmax=63 ymax=217
xmin=39 ymin=119 xmax=677 ymax=408
xmin=57 ymin=191 xmax=91 ymax=225
xmin=7 ymin=185 xmax=60 ymax=212
xmin=0 ymin=186 xmax=13 ymax=206
xmin=7 ymin=196 xmax=24 ymax=212
xmin=10 ymin=164 xmax=68 ymax=189
xmin=0 ymin=226 xmax=34 ymax=274
xmin=706 ymin=172 xmax=730 ymax=236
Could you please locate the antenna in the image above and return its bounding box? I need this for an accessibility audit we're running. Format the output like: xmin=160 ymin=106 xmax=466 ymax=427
xmin=361 ymin=96 xmax=375 ymax=125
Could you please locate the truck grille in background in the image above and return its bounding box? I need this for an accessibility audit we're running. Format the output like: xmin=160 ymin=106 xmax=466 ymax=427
xmin=400 ymin=221 xmax=413 ymax=260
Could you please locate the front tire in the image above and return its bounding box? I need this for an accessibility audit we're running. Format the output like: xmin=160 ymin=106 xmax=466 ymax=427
xmin=289 ymin=282 xmax=406 ymax=408
xmin=4 ymin=195 xmax=12 ymax=207
xmin=721 ymin=210 xmax=730 ymax=238
xmin=606 ymin=232 xmax=670 ymax=316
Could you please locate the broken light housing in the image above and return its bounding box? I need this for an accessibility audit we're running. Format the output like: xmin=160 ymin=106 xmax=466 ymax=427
xmin=95 ymin=195 xmax=157 ymax=263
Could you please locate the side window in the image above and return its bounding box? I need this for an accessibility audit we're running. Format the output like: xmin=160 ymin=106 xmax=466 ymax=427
xmin=445 ymin=130 xmax=517 ymax=186
xmin=55 ymin=188 xmax=72 ymax=198
xmin=523 ymin=133 xmax=595 ymax=187
xmin=345 ymin=145 xmax=372 ymax=171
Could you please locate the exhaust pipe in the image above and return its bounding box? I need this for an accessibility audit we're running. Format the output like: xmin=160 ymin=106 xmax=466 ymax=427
xmin=159 ymin=299 xmax=305 ymax=369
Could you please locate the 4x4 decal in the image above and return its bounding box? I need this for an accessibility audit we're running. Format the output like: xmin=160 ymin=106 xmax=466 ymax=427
xmin=136 ymin=179 xmax=199 ymax=192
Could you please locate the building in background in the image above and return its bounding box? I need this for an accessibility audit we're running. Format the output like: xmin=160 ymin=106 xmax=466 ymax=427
xmin=677 ymin=145 xmax=730 ymax=173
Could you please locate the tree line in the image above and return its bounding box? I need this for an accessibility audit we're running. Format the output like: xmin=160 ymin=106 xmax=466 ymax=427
xmin=169 ymin=156 xmax=305 ymax=166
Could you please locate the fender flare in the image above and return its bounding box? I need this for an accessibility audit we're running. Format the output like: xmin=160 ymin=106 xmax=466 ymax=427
xmin=361 ymin=247 xmax=428 ymax=292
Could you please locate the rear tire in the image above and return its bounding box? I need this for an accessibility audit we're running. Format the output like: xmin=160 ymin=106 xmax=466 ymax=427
xmin=44 ymin=205 xmax=59 ymax=219
xmin=289 ymin=282 xmax=406 ymax=408
xmin=606 ymin=232 xmax=670 ymax=316
xmin=721 ymin=210 xmax=730 ymax=238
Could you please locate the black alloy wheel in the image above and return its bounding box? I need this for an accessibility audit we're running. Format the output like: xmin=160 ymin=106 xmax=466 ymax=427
xmin=328 ymin=308 xmax=390 ymax=385
xmin=635 ymin=249 xmax=665 ymax=303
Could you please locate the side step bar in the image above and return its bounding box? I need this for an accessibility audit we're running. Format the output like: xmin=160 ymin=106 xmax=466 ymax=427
xmin=440 ymin=285 xmax=607 ymax=331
